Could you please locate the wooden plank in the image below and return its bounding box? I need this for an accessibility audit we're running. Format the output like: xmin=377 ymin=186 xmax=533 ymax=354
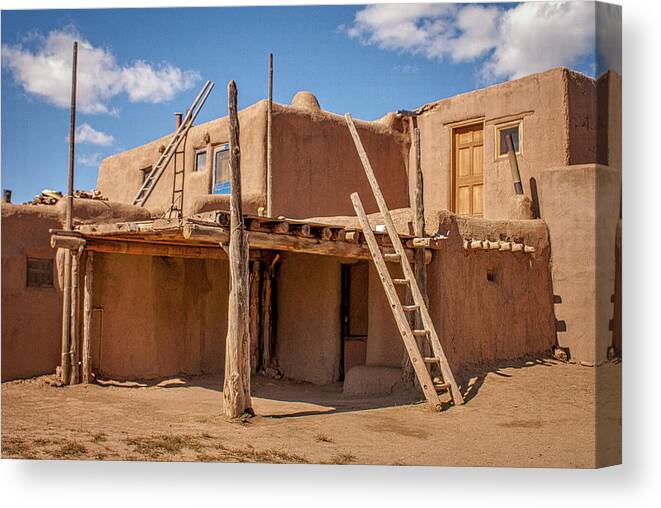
xmin=223 ymin=80 xmax=253 ymax=419
xmin=267 ymin=53 xmax=273 ymax=217
xmin=81 ymin=251 xmax=94 ymax=384
xmin=351 ymin=192 xmax=442 ymax=411
xmin=346 ymin=113 xmax=464 ymax=406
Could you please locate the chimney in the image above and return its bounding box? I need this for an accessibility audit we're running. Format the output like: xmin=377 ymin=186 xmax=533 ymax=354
xmin=2 ymin=189 xmax=12 ymax=203
xmin=175 ymin=112 xmax=182 ymax=129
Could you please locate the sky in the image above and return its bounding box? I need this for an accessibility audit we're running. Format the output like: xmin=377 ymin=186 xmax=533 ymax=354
xmin=1 ymin=2 xmax=620 ymax=204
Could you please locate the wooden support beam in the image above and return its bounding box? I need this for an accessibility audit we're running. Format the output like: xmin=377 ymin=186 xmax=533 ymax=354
xmin=403 ymin=125 xmax=431 ymax=386
xmin=223 ymin=80 xmax=253 ymax=419
xmin=183 ymin=223 xmax=415 ymax=262
xmin=69 ymin=249 xmax=82 ymax=385
xmin=60 ymin=249 xmax=72 ymax=384
xmin=51 ymin=234 xmax=86 ymax=250
xmin=249 ymin=260 xmax=261 ymax=373
xmin=81 ymin=251 xmax=94 ymax=383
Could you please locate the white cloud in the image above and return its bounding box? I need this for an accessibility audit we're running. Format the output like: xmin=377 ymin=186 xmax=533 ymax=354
xmin=73 ymin=123 xmax=114 ymax=146
xmin=77 ymin=152 xmax=104 ymax=167
xmin=344 ymin=2 xmax=601 ymax=81
xmin=2 ymin=27 xmax=201 ymax=115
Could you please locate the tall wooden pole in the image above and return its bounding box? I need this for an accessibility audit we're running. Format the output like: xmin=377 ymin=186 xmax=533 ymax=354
xmin=223 ymin=80 xmax=253 ymax=419
xmin=81 ymin=251 xmax=94 ymax=383
xmin=403 ymin=124 xmax=430 ymax=384
xmin=60 ymin=41 xmax=78 ymax=384
xmin=266 ymin=53 xmax=273 ymax=217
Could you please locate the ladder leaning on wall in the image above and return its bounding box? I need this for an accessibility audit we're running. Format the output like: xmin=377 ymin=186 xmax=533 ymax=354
xmin=344 ymin=113 xmax=464 ymax=411
xmin=132 ymin=80 xmax=215 ymax=209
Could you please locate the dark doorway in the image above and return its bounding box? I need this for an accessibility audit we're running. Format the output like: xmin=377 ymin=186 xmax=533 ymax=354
xmin=339 ymin=263 xmax=369 ymax=381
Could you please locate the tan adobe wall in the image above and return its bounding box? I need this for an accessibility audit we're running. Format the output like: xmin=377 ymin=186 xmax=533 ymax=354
xmin=97 ymin=96 xmax=409 ymax=221
xmin=275 ymin=253 xmax=342 ymax=385
xmin=1 ymin=204 xmax=63 ymax=381
xmin=270 ymin=106 xmax=410 ymax=219
xmin=541 ymin=164 xmax=620 ymax=364
xmin=91 ymin=253 xmax=229 ymax=379
xmin=363 ymin=211 xmax=555 ymax=372
xmin=97 ymin=100 xmax=268 ymax=217
xmin=414 ymin=67 xmax=590 ymax=220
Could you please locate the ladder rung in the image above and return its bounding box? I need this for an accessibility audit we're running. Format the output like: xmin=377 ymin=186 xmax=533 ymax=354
xmin=413 ymin=329 xmax=429 ymax=337
xmin=423 ymin=356 xmax=440 ymax=364
xmin=402 ymin=304 xmax=419 ymax=312
xmin=392 ymin=278 xmax=409 ymax=285
xmin=383 ymin=252 xmax=401 ymax=262
xmin=434 ymin=382 xmax=450 ymax=391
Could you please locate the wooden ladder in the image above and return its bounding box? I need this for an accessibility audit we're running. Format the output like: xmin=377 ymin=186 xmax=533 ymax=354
xmin=345 ymin=113 xmax=464 ymax=410
xmin=132 ymin=80 xmax=214 ymax=207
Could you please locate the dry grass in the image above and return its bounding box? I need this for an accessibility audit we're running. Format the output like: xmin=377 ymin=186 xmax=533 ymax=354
xmin=328 ymin=452 xmax=356 ymax=465
xmin=125 ymin=434 xmax=205 ymax=459
xmin=91 ymin=432 xmax=107 ymax=443
xmin=315 ymin=433 xmax=333 ymax=443
xmin=51 ymin=440 xmax=87 ymax=459
xmin=2 ymin=437 xmax=33 ymax=458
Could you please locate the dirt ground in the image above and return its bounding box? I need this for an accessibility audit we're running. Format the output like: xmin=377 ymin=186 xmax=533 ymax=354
xmin=1 ymin=357 xmax=621 ymax=468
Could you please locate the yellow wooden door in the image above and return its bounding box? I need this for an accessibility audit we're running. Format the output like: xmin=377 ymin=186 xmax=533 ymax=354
xmin=453 ymin=123 xmax=484 ymax=217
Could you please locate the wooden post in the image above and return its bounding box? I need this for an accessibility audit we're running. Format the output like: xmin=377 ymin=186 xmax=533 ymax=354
xmin=81 ymin=251 xmax=94 ymax=383
xmin=249 ymin=260 xmax=261 ymax=373
xmin=60 ymin=41 xmax=78 ymax=384
xmin=69 ymin=249 xmax=81 ymax=385
xmin=260 ymin=254 xmax=280 ymax=371
xmin=266 ymin=53 xmax=273 ymax=217
xmin=506 ymin=133 xmax=523 ymax=195
xmin=403 ymin=125 xmax=430 ymax=385
xmin=223 ymin=80 xmax=253 ymax=419
xmin=60 ymin=249 xmax=72 ymax=384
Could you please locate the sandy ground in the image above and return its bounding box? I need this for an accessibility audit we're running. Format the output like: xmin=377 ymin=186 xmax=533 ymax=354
xmin=1 ymin=357 xmax=621 ymax=468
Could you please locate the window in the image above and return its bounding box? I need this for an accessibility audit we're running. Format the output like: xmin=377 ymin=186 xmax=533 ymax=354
xmin=140 ymin=166 xmax=152 ymax=184
xmin=194 ymin=149 xmax=207 ymax=172
xmin=27 ymin=258 xmax=54 ymax=288
xmin=496 ymin=121 xmax=522 ymax=158
xmin=213 ymin=144 xmax=230 ymax=194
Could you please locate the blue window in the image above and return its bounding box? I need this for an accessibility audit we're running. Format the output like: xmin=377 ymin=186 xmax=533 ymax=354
xmin=213 ymin=144 xmax=230 ymax=194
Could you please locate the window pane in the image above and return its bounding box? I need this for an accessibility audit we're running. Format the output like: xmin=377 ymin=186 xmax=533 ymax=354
xmin=214 ymin=148 xmax=230 ymax=194
xmin=499 ymin=126 xmax=520 ymax=155
xmin=27 ymin=258 xmax=54 ymax=288
xmin=195 ymin=151 xmax=207 ymax=172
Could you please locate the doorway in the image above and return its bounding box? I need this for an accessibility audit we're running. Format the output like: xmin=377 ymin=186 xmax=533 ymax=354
xmin=339 ymin=262 xmax=369 ymax=380
xmin=452 ymin=122 xmax=484 ymax=217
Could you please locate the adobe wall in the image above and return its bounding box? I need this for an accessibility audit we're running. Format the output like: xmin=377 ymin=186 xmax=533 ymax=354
xmin=275 ymin=253 xmax=342 ymax=385
xmin=270 ymin=105 xmax=410 ymax=218
xmin=362 ymin=211 xmax=556 ymax=372
xmin=97 ymin=101 xmax=268 ymax=216
xmin=541 ymin=164 xmax=620 ymax=364
xmin=410 ymin=68 xmax=616 ymax=219
xmin=1 ymin=204 xmax=63 ymax=381
xmin=91 ymin=253 xmax=229 ymax=379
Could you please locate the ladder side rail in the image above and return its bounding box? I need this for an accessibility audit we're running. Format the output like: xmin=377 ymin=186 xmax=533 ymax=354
xmin=351 ymin=193 xmax=442 ymax=412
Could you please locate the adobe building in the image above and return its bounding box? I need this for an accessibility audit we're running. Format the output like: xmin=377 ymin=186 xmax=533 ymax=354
xmin=1 ymin=67 xmax=621 ymax=395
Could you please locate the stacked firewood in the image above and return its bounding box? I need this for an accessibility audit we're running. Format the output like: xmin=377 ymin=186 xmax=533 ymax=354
xmin=26 ymin=189 xmax=107 ymax=205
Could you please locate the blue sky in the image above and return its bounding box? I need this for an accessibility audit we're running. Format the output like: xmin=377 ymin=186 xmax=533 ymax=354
xmin=1 ymin=3 xmax=612 ymax=204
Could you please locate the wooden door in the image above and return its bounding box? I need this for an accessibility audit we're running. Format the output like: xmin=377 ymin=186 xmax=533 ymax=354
xmin=453 ymin=123 xmax=484 ymax=217
xmin=339 ymin=263 xmax=368 ymax=380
